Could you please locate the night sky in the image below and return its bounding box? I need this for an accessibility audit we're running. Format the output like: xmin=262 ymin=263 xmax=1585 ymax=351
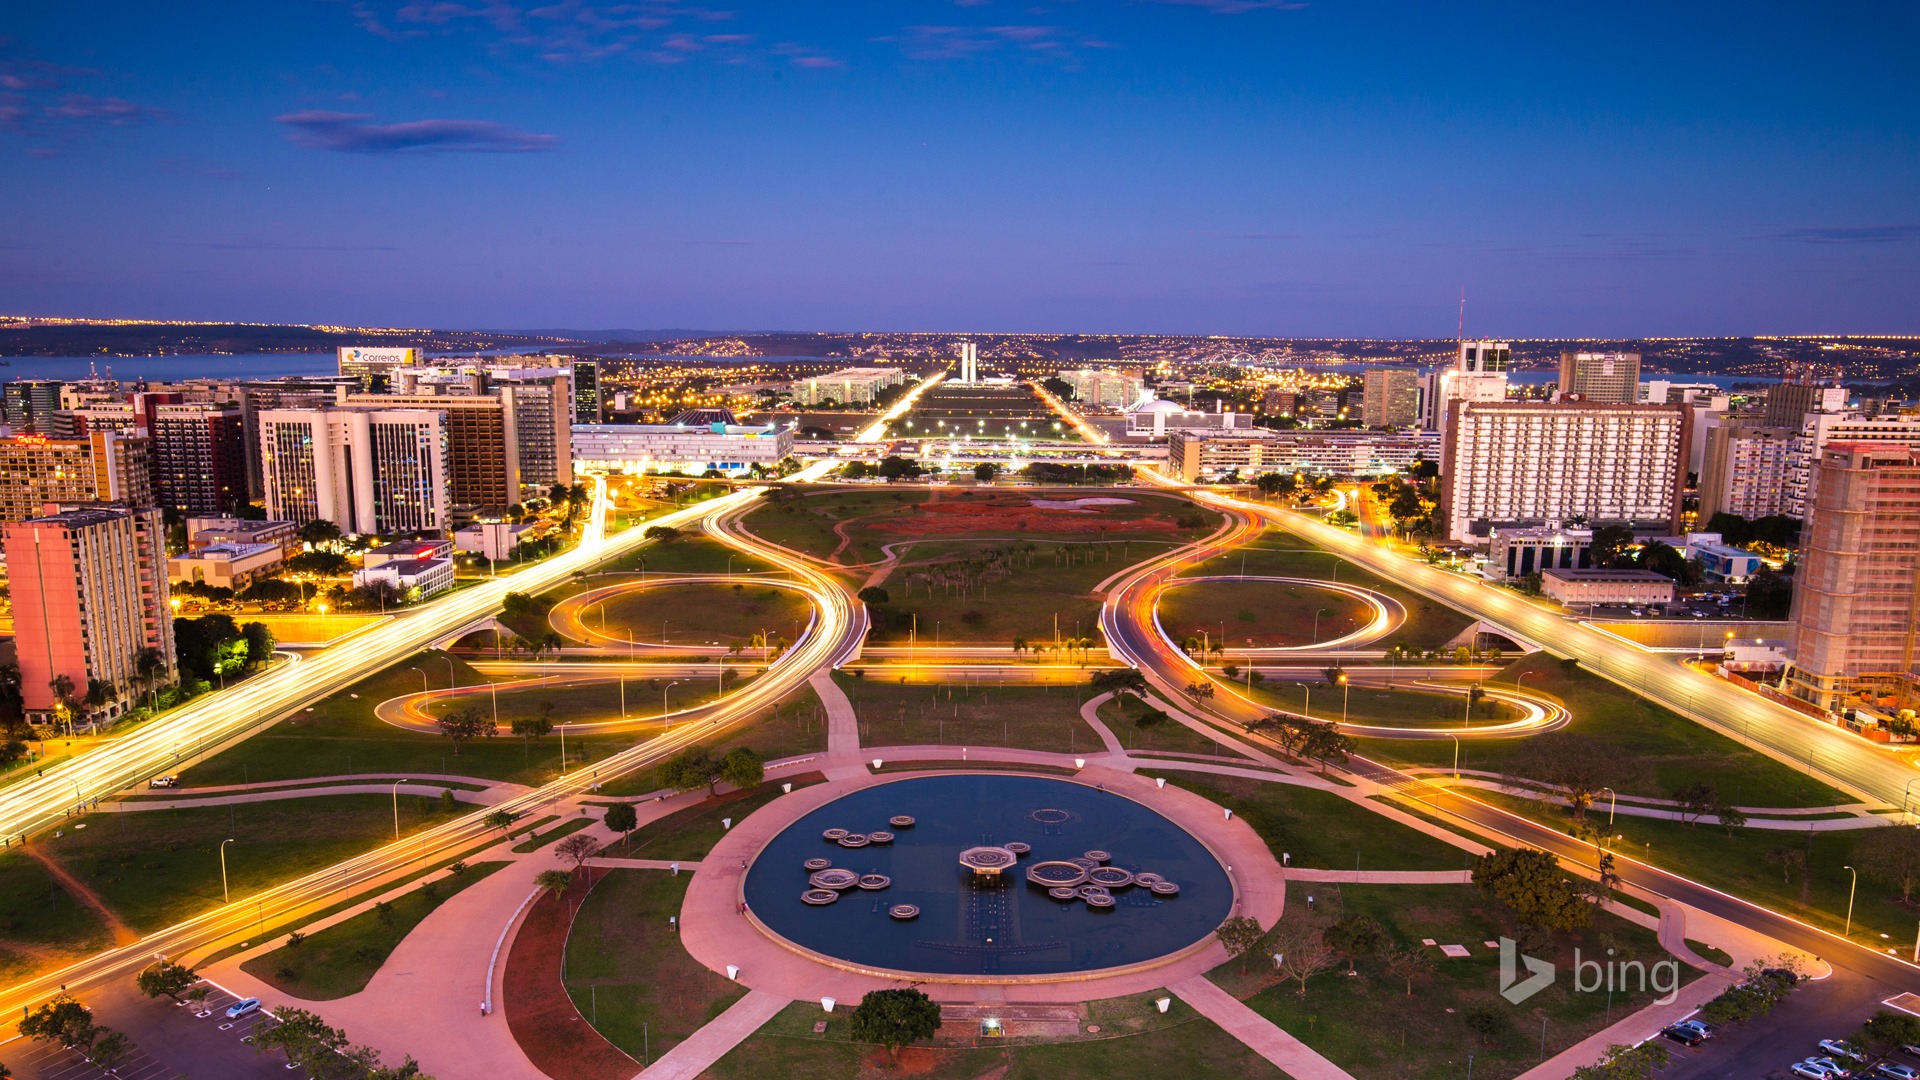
xmin=3 ymin=2 xmax=1916 ymax=336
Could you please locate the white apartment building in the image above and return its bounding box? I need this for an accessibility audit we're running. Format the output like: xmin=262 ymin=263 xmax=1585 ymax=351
xmin=572 ymin=421 xmax=795 ymax=477
xmin=1438 ymin=401 xmax=1689 ymax=544
xmin=259 ymin=407 xmax=451 ymax=535
xmin=1058 ymin=368 xmax=1143 ymax=409
xmin=1419 ymin=340 xmax=1511 ymax=432
xmin=790 ymin=368 xmax=905 ymax=406
xmin=1698 ymin=418 xmax=1797 ymax=521
xmin=1785 ymin=413 xmax=1920 ymax=519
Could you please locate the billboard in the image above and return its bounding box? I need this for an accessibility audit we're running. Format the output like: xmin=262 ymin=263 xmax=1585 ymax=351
xmin=338 ymin=347 xmax=420 ymax=388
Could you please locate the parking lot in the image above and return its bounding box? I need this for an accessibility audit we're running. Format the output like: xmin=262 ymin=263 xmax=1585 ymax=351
xmin=4 ymin=978 xmax=297 ymax=1080
xmin=1661 ymin=966 xmax=1908 ymax=1079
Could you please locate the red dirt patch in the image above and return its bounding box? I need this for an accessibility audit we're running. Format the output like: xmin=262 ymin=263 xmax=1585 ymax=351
xmin=874 ymin=502 xmax=1180 ymax=538
xmin=503 ymin=869 xmax=641 ymax=1080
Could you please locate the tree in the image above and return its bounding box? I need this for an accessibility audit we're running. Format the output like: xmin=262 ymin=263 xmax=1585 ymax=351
xmin=511 ymin=709 xmax=554 ymax=744
xmin=1745 ymin=566 xmax=1794 ymax=619
xmin=1089 ymin=667 xmax=1149 ymax=705
xmin=298 ymin=519 xmax=343 ymax=549
xmin=973 ymin=462 xmax=1002 ymax=482
xmin=1384 ymin=944 xmax=1435 ymax=995
xmin=1463 ymin=1002 xmax=1508 ymax=1046
xmin=848 ymin=988 xmax=941 ymax=1056
xmin=1298 ymin=722 xmax=1355 ymax=775
xmin=1472 ymin=848 xmax=1593 ymax=931
xmin=1322 ymin=914 xmax=1387 ymax=974
xmin=241 ymin=621 xmax=276 ymax=671
xmin=1515 ymin=732 xmax=1642 ymax=821
xmin=1858 ymin=1010 xmax=1920 ymax=1058
xmin=436 ymin=707 xmax=494 ymax=755
xmin=1572 ymin=1040 xmax=1669 ymax=1079
xmin=660 ymin=746 xmax=721 ymax=794
xmin=1765 ymin=846 xmax=1806 ymax=884
xmin=555 ymin=832 xmax=600 ymax=873
xmin=534 ymin=869 xmax=574 ymax=901
xmin=604 ymin=802 xmax=638 ymax=849
xmin=482 ymin=808 xmax=519 ymax=836
xmin=1134 ymin=705 xmax=1171 ymax=728
xmin=856 ymin=586 xmax=890 ymax=606
xmin=89 ymin=1029 xmax=131 ymax=1070
xmin=47 ymin=672 xmax=77 ymax=732
xmin=1855 ymin=824 xmax=1920 ymax=904
xmin=1588 ymin=525 xmax=1635 ymax=569
xmin=252 ymin=1007 xmax=347 ymax=1073
xmin=720 ymin=747 xmax=764 ymax=791
xmin=286 ymin=550 xmax=353 ymax=577
xmin=136 ymin=959 xmax=198 ymax=1002
xmin=133 ymin=646 xmax=170 ymax=706
xmin=643 ymin=525 xmax=682 ymax=541
xmin=19 ymin=994 xmax=91 ymax=1045
xmin=875 ymin=455 xmax=925 ymax=481
xmin=1215 ymin=915 xmax=1269 ymax=973
xmin=1672 ymin=781 xmax=1717 ymax=827
xmin=1269 ymin=918 xmax=1338 ymax=995
xmin=367 ymin=1055 xmax=434 ymax=1080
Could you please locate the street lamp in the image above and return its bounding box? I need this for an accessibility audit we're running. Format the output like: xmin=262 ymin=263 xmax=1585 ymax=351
xmin=410 ymin=668 xmax=428 ymax=696
xmin=1312 ymin=607 xmax=1331 ymax=645
xmin=1339 ymin=671 xmax=1350 ymax=725
xmin=1599 ymin=786 xmax=1616 ymax=827
xmin=1844 ymin=864 xmax=1858 ymax=937
xmin=220 ymin=837 xmax=236 ymax=904
xmin=392 ymin=778 xmax=411 ymax=840
xmin=1446 ymin=732 xmax=1461 ymax=778
xmin=1296 ymin=682 xmax=1311 ymax=720
xmin=663 ymin=680 xmax=682 ymax=728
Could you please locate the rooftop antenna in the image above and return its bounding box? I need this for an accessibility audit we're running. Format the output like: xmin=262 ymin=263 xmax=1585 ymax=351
xmin=1457 ymin=286 xmax=1466 ymax=342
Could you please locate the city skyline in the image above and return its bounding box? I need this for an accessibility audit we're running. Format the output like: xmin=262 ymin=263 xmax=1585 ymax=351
xmin=5 ymin=2 xmax=1918 ymax=336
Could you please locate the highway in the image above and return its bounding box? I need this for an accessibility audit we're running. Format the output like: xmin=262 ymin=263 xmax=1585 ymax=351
xmin=0 ymin=481 xmax=869 ymax=1020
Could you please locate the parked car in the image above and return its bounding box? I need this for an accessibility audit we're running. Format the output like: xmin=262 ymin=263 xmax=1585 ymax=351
xmin=1822 ymin=1041 xmax=1868 ymax=1064
xmin=1662 ymin=1024 xmax=1706 ymax=1046
xmin=1671 ymin=1019 xmax=1714 ymax=1040
xmin=1762 ymin=967 xmax=1802 ymax=987
xmin=1875 ymin=1062 xmax=1919 ymax=1080
xmin=149 ymin=775 xmax=179 ymax=788
xmin=1808 ymin=1056 xmax=1855 ymax=1078
xmin=1795 ymin=1061 xmax=1843 ymax=1080
xmin=224 ymin=998 xmax=261 ymax=1019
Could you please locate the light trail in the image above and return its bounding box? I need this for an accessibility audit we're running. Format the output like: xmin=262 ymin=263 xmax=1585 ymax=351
xmin=854 ymin=372 xmax=946 ymax=444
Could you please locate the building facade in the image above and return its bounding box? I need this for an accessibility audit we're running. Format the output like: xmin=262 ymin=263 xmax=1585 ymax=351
xmin=571 ymin=422 xmax=794 ymax=476
xmin=1697 ymin=418 xmax=1797 ymax=521
xmin=1057 ymin=369 xmax=1143 ymax=409
xmin=790 ymin=368 xmax=905 ymax=406
xmin=4 ymin=381 xmax=66 ymax=434
xmin=1420 ymin=341 xmax=1511 ymax=432
xmin=1541 ymin=568 xmax=1675 ymax=608
xmin=0 ymin=431 xmax=154 ymax=534
xmin=258 ymin=407 xmax=451 ymax=535
xmin=1438 ymin=401 xmax=1689 ymax=544
xmin=1556 ymin=351 xmax=1642 ymax=403
xmin=149 ymin=403 xmax=249 ymax=516
xmin=7 ymin=504 xmax=175 ymax=723
xmin=1785 ymin=443 xmax=1920 ymax=713
xmin=572 ymin=360 xmax=602 ymax=424
xmin=1361 ymin=368 xmax=1421 ymax=429
xmin=337 ymin=346 xmax=421 ymax=390
xmin=1483 ymin=526 xmax=1594 ymax=582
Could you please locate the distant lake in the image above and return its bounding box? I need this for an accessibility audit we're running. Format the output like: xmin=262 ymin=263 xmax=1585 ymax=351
xmin=0 ymin=354 xmax=338 ymax=383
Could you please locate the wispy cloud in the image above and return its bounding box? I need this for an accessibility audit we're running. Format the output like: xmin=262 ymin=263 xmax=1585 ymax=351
xmin=342 ymin=1 xmax=840 ymax=68
xmin=43 ymin=94 xmax=167 ymax=125
xmin=877 ymin=23 xmax=1107 ymax=63
xmin=1147 ymin=0 xmax=1309 ymax=12
xmin=1767 ymin=225 xmax=1920 ymax=245
xmin=171 ymin=239 xmax=401 ymax=251
xmin=275 ymin=109 xmax=557 ymax=153
xmin=1 ymin=43 xmax=167 ymax=151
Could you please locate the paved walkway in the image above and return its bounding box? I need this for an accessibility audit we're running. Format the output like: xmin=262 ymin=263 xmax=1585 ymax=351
xmin=1078 ymin=693 xmax=1131 ymax=758
xmin=116 ymin=779 xmax=517 ymax=811
xmin=811 ymin=671 xmax=868 ymax=780
xmin=1285 ymin=868 xmax=1472 ymax=884
xmin=1419 ymin=775 xmax=1892 ymax=830
xmin=635 ymin=988 xmax=788 ymax=1079
xmin=1169 ymin=975 xmax=1355 ymax=1080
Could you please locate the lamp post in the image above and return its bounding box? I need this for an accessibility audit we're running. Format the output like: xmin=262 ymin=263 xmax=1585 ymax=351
xmin=1296 ymin=682 xmax=1311 ymax=720
xmin=1600 ymin=786 xmax=1616 ymax=827
xmin=663 ymin=681 xmax=682 ymax=728
xmin=561 ymin=723 xmax=570 ymax=774
xmin=1339 ymin=671 xmax=1350 ymax=724
xmin=442 ymin=655 xmax=457 ymax=689
xmin=392 ymin=778 xmax=411 ymax=840
xmin=1844 ymin=864 xmax=1858 ymax=937
xmin=411 ymin=668 xmax=428 ymax=696
xmin=220 ymin=837 xmax=236 ymax=904
xmin=1447 ymin=733 xmax=1461 ymax=779
xmin=1312 ymin=607 xmax=1331 ymax=645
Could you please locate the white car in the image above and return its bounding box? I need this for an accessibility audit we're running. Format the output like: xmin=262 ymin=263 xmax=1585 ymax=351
xmin=1876 ymin=1062 xmax=1919 ymax=1080
xmin=224 ymin=997 xmax=261 ymax=1019
xmin=1809 ymin=1057 xmax=1855 ymax=1079
xmin=1796 ymin=1062 xmax=1841 ymax=1080
xmin=149 ymin=775 xmax=179 ymax=789
xmin=1823 ymin=1041 xmax=1868 ymax=1064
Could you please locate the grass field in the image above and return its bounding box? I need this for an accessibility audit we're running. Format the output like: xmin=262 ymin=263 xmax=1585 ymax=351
xmin=594 ymin=682 xmax=828 ymax=798
xmin=611 ymin=780 xmax=809 ymax=861
xmin=600 ymin=534 xmax=744 ymax=576
xmin=1146 ymin=772 xmax=1472 ymax=872
xmin=1184 ymin=535 xmax=1477 ymax=651
xmin=704 ymin=991 xmax=1285 ymax=1079
xmin=1159 ymin=579 xmax=1374 ymax=649
xmin=178 ymin=653 xmax=655 ymax=788
xmin=838 ymin=673 xmax=1106 ymax=754
xmin=1363 ymin=653 xmax=1850 ymax=807
xmin=420 ymin=672 xmax=751 ymax=731
xmin=591 ymin=581 xmax=815 ymax=648
xmin=0 ymin=850 xmax=114 ymax=983
xmin=241 ymin=861 xmax=506 ymax=999
xmin=869 ymin=539 xmax=1187 ymax=645
xmin=246 ymin=612 xmax=385 ymax=645
xmin=1248 ymin=681 xmax=1520 ymax=728
xmin=1095 ymin=696 xmax=1241 ymax=757
xmin=1214 ymin=882 xmax=1691 ymax=1080
xmin=565 ymin=870 xmax=747 ymax=1063
xmin=43 ymin=793 xmax=470 ymax=932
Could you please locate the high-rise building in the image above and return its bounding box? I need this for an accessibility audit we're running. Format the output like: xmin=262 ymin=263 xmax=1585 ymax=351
xmin=0 ymin=431 xmax=153 ymax=533
xmin=1361 ymin=368 xmax=1421 ymax=429
xmin=333 ymin=368 xmax=572 ymax=506
xmin=7 ymin=504 xmax=175 ymax=724
xmin=259 ymin=407 xmax=450 ymax=535
xmin=1766 ymin=380 xmax=1847 ymax=427
xmin=959 ymin=342 xmax=979 ymax=384
xmin=1420 ymin=341 xmax=1511 ymax=432
xmin=1057 ymin=369 xmax=1143 ymax=409
xmin=1785 ymin=443 xmax=1920 ymax=713
xmin=337 ymin=346 xmax=421 ymax=391
xmin=148 ymin=403 xmax=248 ymax=516
xmin=4 ymin=381 xmax=66 ymax=434
xmin=790 ymin=368 xmax=906 ymax=406
xmin=1697 ymin=418 xmax=1796 ymax=522
xmin=1437 ymin=401 xmax=1690 ymax=544
xmin=1556 ymin=351 xmax=1642 ymax=403
xmin=233 ymin=378 xmax=360 ymax=499
xmin=572 ymin=360 xmax=602 ymax=425
xmin=1784 ymin=413 xmax=1920 ymax=520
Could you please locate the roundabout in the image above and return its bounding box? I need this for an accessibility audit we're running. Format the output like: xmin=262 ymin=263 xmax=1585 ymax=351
xmin=549 ymin=575 xmax=820 ymax=654
xmin=1153 ymin=574 xmax=1404 ymax=654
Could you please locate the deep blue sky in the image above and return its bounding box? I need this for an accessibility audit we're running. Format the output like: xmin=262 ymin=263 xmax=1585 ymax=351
xmin=3 ymin=2 xmax=1916 ymax=337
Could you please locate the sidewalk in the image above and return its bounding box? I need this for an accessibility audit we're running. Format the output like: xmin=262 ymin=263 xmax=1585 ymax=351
xmin=635 ymin=988 xmax=787 ymax=1079
xmin=1170 ymin=975 xmax=1355 ymax=1080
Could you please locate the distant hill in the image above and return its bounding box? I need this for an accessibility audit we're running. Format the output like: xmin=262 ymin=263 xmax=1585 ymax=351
xmin=507 ymin=329 xmax=727 ymax=343
xmin=0 ymin=319 xmax=588 ymax=357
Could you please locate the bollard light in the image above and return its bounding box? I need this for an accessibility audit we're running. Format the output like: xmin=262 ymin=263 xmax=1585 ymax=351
xmin=822 ymin=997 xmax=836 ymax=1012
xmin=1155 ymin=997 xmax=1171 ymax=1014
xmin=1224 ymin=808 xmax=1234 ymax=821
xmin=1074 ymin=758 xmax=1086 ymax=769
xmin=726 ymin=964 xmax=740 ymax=980
xmin=723 ymin=817 xmax=732 ymax=830
xmin=783 ymin=782 xmax=792 ymax=794
xmin=873 ymin=758 xmax=883 ymax=770
xmin=1155 ymin=777 xmax=1166 ymax=789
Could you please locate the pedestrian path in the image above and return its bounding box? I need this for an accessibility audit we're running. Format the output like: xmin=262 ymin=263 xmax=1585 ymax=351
xmin=1078 ymin=693 xmax=1131 ymax=758
xmin=1285 ymin=868 xmax=1472 ymax=884
xmin=811 ymin=671 xmax=867 ymax=780
xmin=635 ymin=989 xmax=788 ymax=1079
xmin=1169 ymin=975 xmax=1355 ymax=1080
xmin=117 ymin=779 xmax=518 ymax=811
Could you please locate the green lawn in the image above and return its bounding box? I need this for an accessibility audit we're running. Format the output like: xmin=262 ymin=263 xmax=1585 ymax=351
xmin=178 ymin=653 xmax=654 ymax=788
xmin=1472 ymin=788 xmax=1920 ymax=954
xmin=1145 ymin=772 xmax=1473 ymax=872
xmin=838 ymin=674 xmax=1106 ymax=753
xmin=610 ymin=780 xmax=812 ymax=861
xmin=870 ymin=541 xmax=1181 ymax=645
xmin=44 ymin=794 xmax=469 ymax=932
xmin=590 ymin=581 xmax=815 ymax=648
xmin=1365 ymin=654 xmax=1850 ymax=807
xmin=241 ymin=861 xmax=507 ymax=999
xmin=512 ymin=816 xmax=595 ymax=852
xmin=419 ymin=672 xmax=749 ymax=732
xmin=1160 ymin=579 xmax=1374 ymax=649
xmin=599 ymin=533 xmax=744 ymax=576
xmin=565 ymin=869 xmax=747 ymax=1064
xmin=1185 ymin=536 xmax=1477 ymax=651
xmin=1215 ymin=882 xmax=1692 ymax=1080
xmin=1250 ymin=681 xmax=1519 ymax=728
xmin=1095 ymin=697 xmax=1243 ymax=757
xmin=593 ymin=682 xmax=828 ymax=798
xmin=0 ymin=850 xmax=114 ymax=983
xmin=704 ymin=992 xmax=1285 ymax=1079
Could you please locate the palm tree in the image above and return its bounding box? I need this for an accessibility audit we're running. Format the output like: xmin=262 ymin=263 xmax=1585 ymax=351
xmin=134 ymin=647 xmax=168 ymax=710
xmin=84 ymin=678 xmax=119 ymax=729
xmin=47 ymin=674 xmax=75 ymax=736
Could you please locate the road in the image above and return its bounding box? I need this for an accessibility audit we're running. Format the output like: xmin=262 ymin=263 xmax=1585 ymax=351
xmin=0 ymin=482 xmax=869 ymax=1023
